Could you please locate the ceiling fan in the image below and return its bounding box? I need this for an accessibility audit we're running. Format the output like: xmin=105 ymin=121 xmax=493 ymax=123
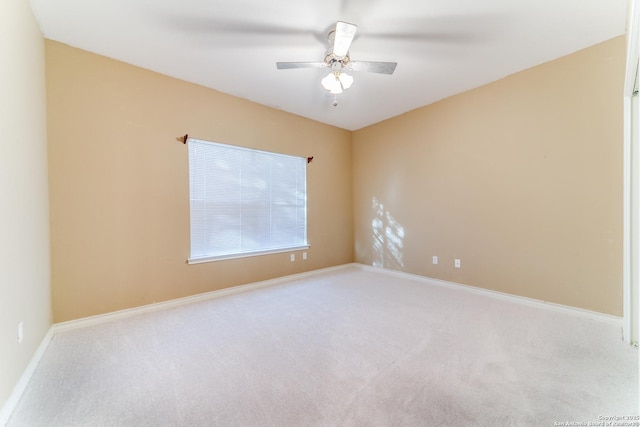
xmin=276 ymin=21 xmax=397 ymax=97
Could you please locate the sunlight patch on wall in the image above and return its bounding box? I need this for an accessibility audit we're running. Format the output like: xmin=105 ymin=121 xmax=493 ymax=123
xmin=372 ymin=197 xmax=405 ymax=269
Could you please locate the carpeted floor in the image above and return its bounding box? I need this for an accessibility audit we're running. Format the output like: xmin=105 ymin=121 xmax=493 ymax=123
xmin=7 ymin=265 xmax=638 ymax=426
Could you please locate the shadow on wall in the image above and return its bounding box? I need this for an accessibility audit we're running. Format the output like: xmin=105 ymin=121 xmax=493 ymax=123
xmin=372 ymin=197 xmax=405 ymax=270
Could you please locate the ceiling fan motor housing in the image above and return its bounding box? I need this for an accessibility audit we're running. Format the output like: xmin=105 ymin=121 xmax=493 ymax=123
xmin=325 ymin=53 xmax=350 ymax=71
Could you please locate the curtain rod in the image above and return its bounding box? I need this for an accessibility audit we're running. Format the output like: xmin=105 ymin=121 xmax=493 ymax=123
xmin=178 ymin=133 xmax=314 ymax=163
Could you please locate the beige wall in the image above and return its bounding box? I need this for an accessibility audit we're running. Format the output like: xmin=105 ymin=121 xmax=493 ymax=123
xmin=353 ymin=36 xmax=626 ymax=315
xmin=0 ymin=0 xmax=51 ymax=412
xmin=46 ymin=41 xmax=353 ymax=323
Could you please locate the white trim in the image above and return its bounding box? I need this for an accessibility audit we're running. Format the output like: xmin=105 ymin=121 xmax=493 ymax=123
xmin=53 ymin=263 xmax=352 ymax=333
xmin=624 ymin=0 xmax=639 ymax=97
xmin=188 ymin=245 xmax=310 ymax=265
xmin=0 ymin=328 xmax=55 ymax=427
xmin=624 ymin=95 xmax=632 ymax=343
xmin=46 ymin=263 xmax=624 ymax=333
xmin=623 ymin=0 xmax=640 ymax=345
xmin=357 ymin=264 xmax=623 ymax=327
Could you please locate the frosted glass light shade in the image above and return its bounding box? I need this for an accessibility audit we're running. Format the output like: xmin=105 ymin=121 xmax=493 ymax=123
xmin=339 ymin=72 xmax=353 ymax=89
xmin=321 ymin=72 xmax=342 ymax=93
xmin=321 ymin=71 xmax=353 ymax=94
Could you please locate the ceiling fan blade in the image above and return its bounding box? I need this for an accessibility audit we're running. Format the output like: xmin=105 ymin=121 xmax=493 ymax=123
xmin=349 ymin=61 xmax=397 ymax=75
xmin=276 ymin=62 xmax=328 ymax=70
xmin=332 ymin=21 xmax=358 ymax=58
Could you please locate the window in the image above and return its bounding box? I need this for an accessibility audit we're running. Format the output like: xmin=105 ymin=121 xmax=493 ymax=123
xmin=187 ymin=138 xmax=308 ymax=263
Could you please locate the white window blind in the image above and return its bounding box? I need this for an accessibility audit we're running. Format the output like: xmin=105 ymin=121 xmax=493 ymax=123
xmin=188 ymin=138 xmax=308 ymax=263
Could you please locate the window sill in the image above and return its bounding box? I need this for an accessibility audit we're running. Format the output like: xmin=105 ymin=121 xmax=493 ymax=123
xmin=188 ymin=245 xmax=310 ymax=265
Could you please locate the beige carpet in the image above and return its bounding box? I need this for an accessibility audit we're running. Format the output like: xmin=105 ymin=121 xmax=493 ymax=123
xmin=7 ymin=265 xmax=638 ymax=426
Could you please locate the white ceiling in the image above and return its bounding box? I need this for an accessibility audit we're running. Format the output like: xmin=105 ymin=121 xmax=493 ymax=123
xmin=29 ymin=0 xmax=629 ymax=130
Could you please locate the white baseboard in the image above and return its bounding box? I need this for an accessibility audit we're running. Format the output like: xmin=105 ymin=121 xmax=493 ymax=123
xmin=356 ymin=264 xmax=623 ymax=327
xmin=53 ymin=263 xmax=357 ymax=333
xmin=0 ymin=327 xmax=55 ymax=427
xmin=54 ymin=262 xmax=619 ymax=332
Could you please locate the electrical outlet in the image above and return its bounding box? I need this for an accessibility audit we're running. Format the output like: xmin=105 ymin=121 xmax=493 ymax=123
xmin=302 ymin=252 xmax=307 ymax=260
xmin=455 ymin=259 xmax=461 ymax=268
xmin=18 ymin=321 xmax=23 ymax=343
xmin=432 ymin=256 xmax=438 ymax=265
xmin=290 ymin=254 xmax=295 ymax=262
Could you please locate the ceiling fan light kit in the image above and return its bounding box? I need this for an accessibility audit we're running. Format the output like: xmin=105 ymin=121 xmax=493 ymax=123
xmin=321 ymin=71 xmax=353 ymax=94
xmin=276 ymin=21 xmax=397 ymax=102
